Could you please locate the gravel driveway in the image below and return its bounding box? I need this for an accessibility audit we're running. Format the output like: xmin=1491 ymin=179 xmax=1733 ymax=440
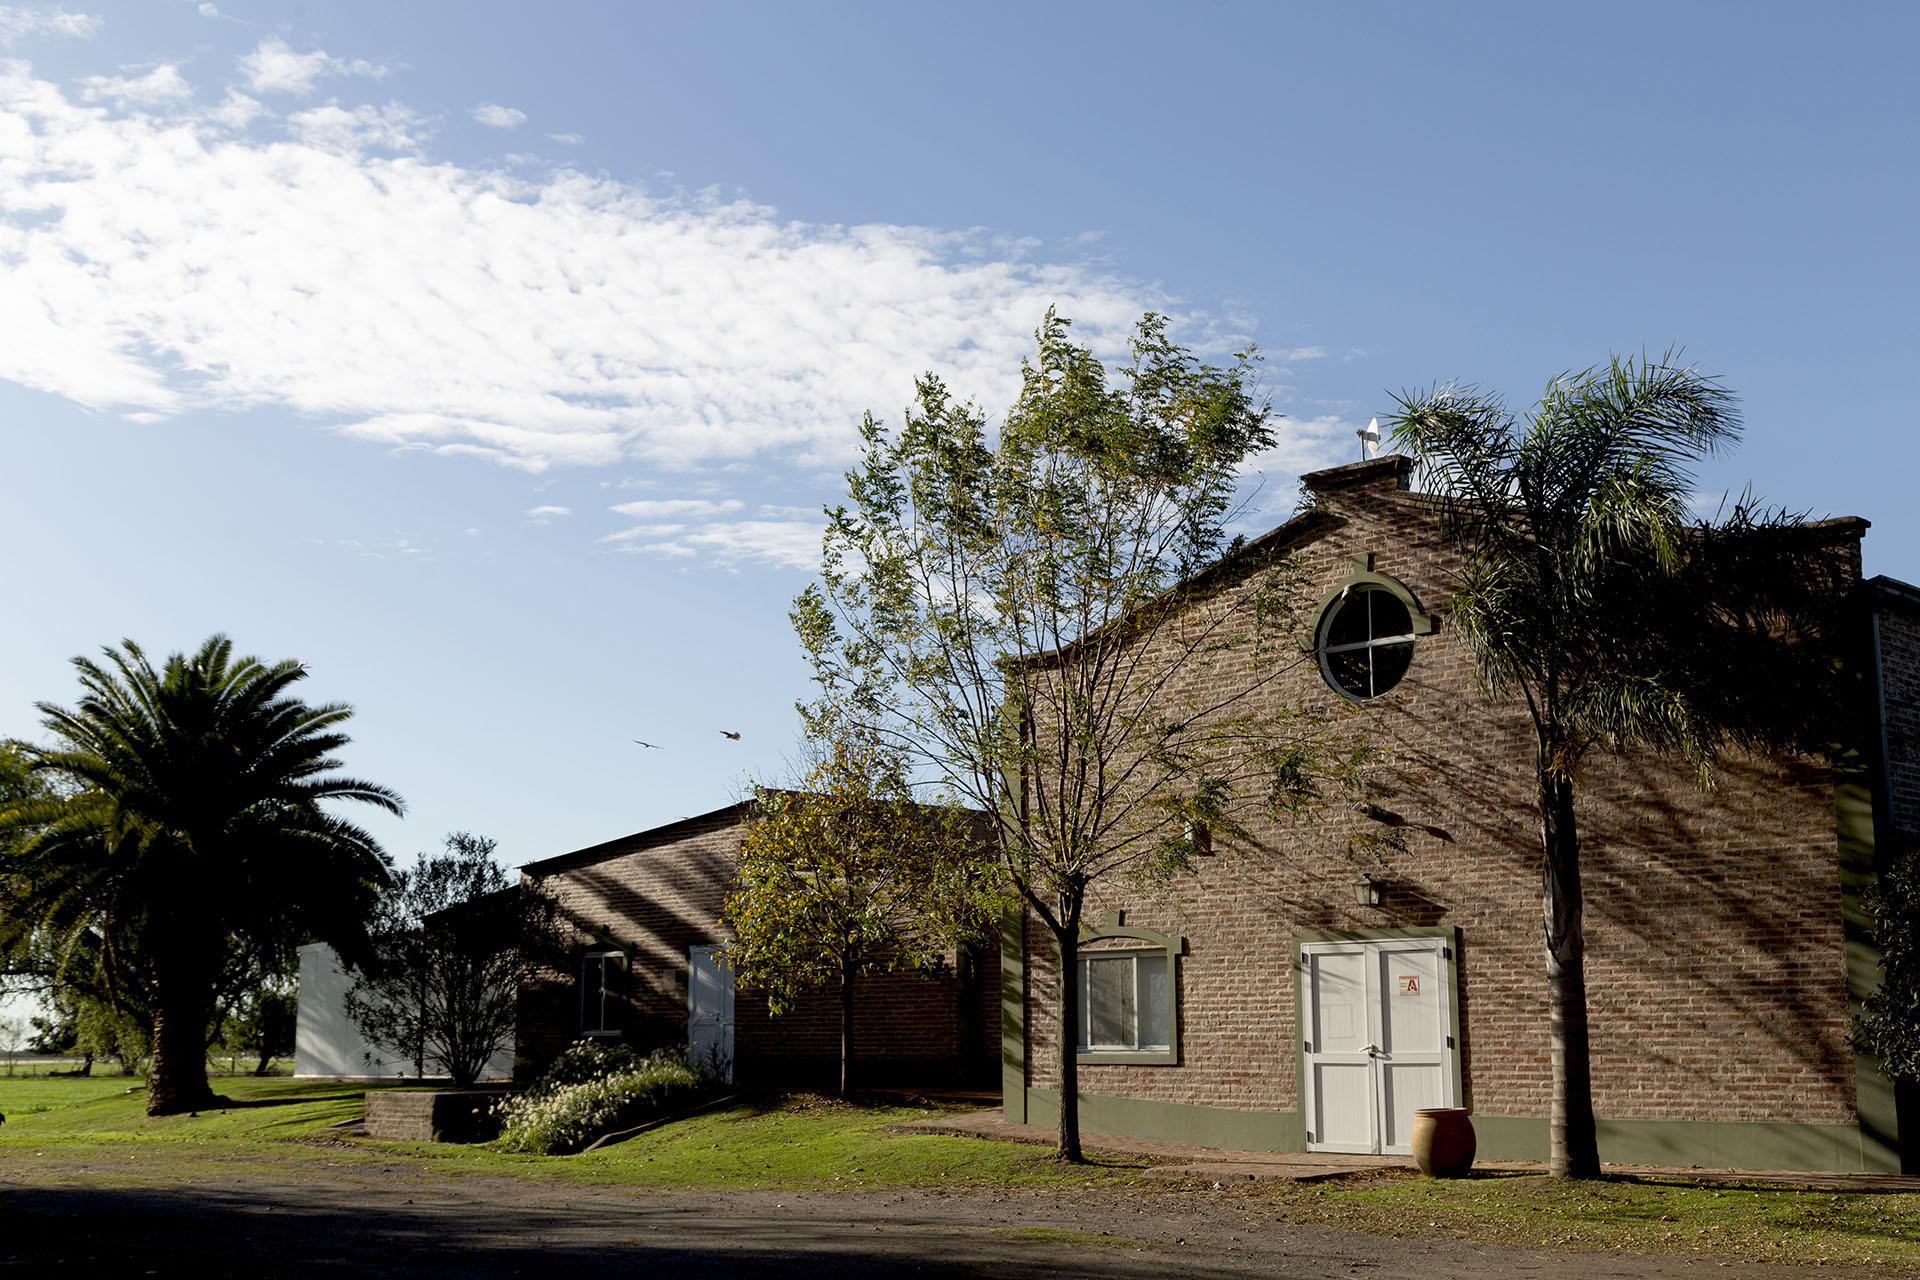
xmin=1 ymin=1155 xmax=1882 ymax=1279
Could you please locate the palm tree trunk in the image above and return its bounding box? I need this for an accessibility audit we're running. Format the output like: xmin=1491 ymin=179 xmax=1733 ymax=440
xmin=1054 ymin=922 xmax=1083 ymax=1162
xmin=145 ymin=941 xmax=216 ymax=1117
xmin=1541 ymin=768 xmax=1600 ymax=1178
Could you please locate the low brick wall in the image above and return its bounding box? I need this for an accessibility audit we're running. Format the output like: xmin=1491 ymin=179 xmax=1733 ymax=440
xmin=364 ymin=1088 xmax=517 ymax=1143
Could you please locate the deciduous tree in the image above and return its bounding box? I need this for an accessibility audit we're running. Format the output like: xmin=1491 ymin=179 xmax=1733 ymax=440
xmin=798 ymin=312 xmax=1376 ymax=1159
xmin=348 ymin=832 xmax=561 ymax=1087
xmin=726 ymin=725 xmax=997 ymax=1096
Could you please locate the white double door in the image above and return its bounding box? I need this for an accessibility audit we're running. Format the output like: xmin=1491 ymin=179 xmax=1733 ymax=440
xmin=688 ymin=944 xmax=735 ymax=1084
xmin=1301 ymin=936 xmax=1455 ymax=1155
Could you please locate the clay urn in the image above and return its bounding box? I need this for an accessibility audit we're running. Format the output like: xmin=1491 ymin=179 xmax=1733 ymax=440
xmin=1410 ymin=1107 xmax=1476 ymax=1178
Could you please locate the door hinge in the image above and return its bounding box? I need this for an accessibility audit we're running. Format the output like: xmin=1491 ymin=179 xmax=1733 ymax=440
xmin=1446 ymin=1035 xmax=1455 ymax=1049
xmin=1303 ymin=1040 xmax=1311 ymax=1053
xmin=1442 ymin=946 xmax=1452 ymax=960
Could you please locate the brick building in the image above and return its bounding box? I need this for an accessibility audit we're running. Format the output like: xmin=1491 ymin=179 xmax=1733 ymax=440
xmin=517 ymin=803 xmax=1000 ymax=1089
xmin=1000 ymin=454 xmax=1913 ymax=1174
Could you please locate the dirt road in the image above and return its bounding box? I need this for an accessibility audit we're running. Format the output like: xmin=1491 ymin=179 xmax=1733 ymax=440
xmin=1 ymin=1157 xmax=1879 ymax=1279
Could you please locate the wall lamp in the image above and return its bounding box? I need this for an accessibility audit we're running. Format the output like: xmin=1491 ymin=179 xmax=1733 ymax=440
xmin=1352 ymin=873 xmax=1384 ymax=908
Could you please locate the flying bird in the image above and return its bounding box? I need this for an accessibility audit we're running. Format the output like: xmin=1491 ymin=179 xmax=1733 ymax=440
xmin=719 ymin=730 xmax=742 ymax=740
xmin=632 ymin=740 xmax=662 ymax=750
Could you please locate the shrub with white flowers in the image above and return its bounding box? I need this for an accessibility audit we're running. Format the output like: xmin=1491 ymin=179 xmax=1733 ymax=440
xmin=495 ymin=1042 xmax=708 ymax=1155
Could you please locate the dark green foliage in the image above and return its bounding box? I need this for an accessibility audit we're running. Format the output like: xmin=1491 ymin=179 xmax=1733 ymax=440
xmin=221 ymin=982 xmax=297 ymax=1075
xmin=348 ymin=832 xmax=562 ymax=1087
xmin=0 ymin=636 xmax=398 ymax=1113
xmin=1858 ymin=844 xmax=1920 ymax=1083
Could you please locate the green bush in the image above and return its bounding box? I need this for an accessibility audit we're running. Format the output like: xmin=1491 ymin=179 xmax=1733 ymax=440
xmin=495 ymin=1043 xmax=706 ymax=1155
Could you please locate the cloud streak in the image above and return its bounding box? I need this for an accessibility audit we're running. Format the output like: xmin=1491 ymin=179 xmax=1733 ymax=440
xmin=0 ymin=5 xmax=100 ymax=47
xmin=0 ymin=54 xmax=1164 ymax=480
xmin=237 ymin=37 xmax=388 ymax=95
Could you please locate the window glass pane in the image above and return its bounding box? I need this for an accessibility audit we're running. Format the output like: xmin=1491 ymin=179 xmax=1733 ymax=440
xmin=1085 ymin=956 xmax=1135 ymax=1049
xmin=582 ymin=956 xmax=606 ymax=1032
xmin=1371 ymin=641 xmax=1414 ymax=693
xmin=1137 ymin=955 xmax=1171 ymax=1051
xmin=1324 ymin=595 xmax=1370 ymax=647
xmin=1327 ymin=649 xmax=1371 ymax=699
xmin=1367 ymin=590 xmax=1412 ymax=639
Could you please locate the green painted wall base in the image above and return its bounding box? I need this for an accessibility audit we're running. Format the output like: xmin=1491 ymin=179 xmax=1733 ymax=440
xmin=1013 ymin=1089 xmax=1899 ymax=1174
xmin=1018 ymin=1088 xmax=1303 ymax=1153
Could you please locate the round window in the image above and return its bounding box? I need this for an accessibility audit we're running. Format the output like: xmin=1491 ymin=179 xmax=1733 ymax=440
xmin=1317 ymin=586 xmax=1417 ymax=700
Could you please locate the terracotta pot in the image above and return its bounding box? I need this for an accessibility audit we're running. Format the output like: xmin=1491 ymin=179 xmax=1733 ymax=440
xmin=1411 ymin=1107 xmax=1476 ymax=1178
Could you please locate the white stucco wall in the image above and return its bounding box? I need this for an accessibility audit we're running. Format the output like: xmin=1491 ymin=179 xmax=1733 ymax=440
xmin=294 ymin=943 xmax=513 ymax=1080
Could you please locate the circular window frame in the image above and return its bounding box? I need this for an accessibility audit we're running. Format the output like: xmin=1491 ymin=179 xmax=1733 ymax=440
xmin=1309 ymin=555 xmax=1436 ymax=702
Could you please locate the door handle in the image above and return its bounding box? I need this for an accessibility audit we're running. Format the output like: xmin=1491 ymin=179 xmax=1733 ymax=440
xmin=1364 ymin=1044 xmax=1380 ymax=1058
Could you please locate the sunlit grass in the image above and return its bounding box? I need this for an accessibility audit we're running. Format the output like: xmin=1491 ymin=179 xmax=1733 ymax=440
xmin=1269 ymin=1167 xmax=1920 ymax=1271
xmin=0 ymin=1077 xmax=1139 ymax=1191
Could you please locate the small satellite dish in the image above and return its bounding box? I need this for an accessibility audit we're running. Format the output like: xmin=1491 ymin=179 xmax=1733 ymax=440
xmin=1357 ymin=418 xmax=1380 ymax=461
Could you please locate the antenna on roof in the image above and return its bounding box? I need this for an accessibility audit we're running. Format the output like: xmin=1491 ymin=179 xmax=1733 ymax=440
xmin=1357 ymin=418 xmax=1380 ymax=461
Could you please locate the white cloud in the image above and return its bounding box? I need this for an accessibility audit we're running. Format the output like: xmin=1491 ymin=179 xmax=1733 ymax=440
xmin=1232 ymin=414 xmax=1373 ymax=529
xmin=77 ymin=64 xmax=191 ymax=107
xmin=0 ymin=59 xmax=1168 ymax=486
xmin=286 ymin=101 xmax=426 ymax=154
xmin=546 ymin=131 xmax=582 ymax=146
xmin=614 ymin=520 xmax=821 ymax=571
xmin=525 ymin=504 xmax=572 ymax=518
xmin=197 ymin=3 xmax=222 ymax=16
xmin=471 ymin=102 xmax=525 ymax=129
xmin=609 ymin=499 xmax=743 ymax=520
xmin=238 ymin=37 xmax=387 ymax=96
xmin=0 ymin=6 xmax=100 ymax=46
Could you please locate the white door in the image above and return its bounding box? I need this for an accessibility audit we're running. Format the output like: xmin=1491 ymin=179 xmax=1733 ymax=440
xmin=1301 ymin=937 xmax=1454 ymax=1155
xmin=687 ymin=945 xmax=735 ymax=1084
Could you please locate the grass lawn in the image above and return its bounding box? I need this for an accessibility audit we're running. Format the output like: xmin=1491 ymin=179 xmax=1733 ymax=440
xmin=5 ymin=1076 xmax=1918 ymax=1269
xmin=0 ymin=1076 xmax=1135 ymax=1190
xmin=1264 ymin=1167 xmax=1920 ymax=1272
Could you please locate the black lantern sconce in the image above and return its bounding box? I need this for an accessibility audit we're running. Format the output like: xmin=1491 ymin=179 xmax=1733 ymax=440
xmin=1351 ymin=873 xmax=1383 ymax=908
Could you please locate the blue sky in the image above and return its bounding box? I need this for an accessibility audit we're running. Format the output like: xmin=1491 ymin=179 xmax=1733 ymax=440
xmin=1 ymin=0 xmax=1915 ymax=876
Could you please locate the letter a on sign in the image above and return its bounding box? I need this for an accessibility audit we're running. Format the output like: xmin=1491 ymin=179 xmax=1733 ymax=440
xmin=1397 ymin=975 xmax=1419 ymax=996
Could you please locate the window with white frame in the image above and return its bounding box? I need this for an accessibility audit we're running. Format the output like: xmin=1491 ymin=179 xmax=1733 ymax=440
xmin=581 ymin=950 xmax=624 ymax=1036
xmin=1078 ymin=951 xmax=1172 ymax=1053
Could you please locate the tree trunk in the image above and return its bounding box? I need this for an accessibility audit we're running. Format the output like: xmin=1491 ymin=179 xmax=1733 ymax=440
xmin=1054 ymin=923 xmax=1083 ymax=1162
xmin=146 ymin=941 xmax=217 ymax=1117
xmin=839 ymin=953 xmax=855 ymax=1099
xmin=1541 ymin=767 xmax=1600 ymax=1178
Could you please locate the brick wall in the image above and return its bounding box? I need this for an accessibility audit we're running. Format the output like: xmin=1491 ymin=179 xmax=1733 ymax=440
xmin=1020 ymin=457 xmax=1861 ymax=1127
xmin=516 ymin=807 xmax=1000 ymax=1087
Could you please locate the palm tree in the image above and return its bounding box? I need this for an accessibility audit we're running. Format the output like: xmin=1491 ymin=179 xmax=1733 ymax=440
xmin=1385 ymin=353 xmax=1852 ymax=1178
xmin=3 ymin=636 xmax=399 ymax=1114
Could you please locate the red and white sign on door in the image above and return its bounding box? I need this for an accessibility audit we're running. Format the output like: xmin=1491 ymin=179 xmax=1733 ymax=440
xmin=1397 ymin=975 xmax=1420 ymax=996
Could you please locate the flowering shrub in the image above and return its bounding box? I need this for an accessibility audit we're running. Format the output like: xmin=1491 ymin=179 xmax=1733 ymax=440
xmin=495 ymin=1043 xmax=706 ymax=1155
xmin=536 ymin=1038 xmax=645 ymax=1088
